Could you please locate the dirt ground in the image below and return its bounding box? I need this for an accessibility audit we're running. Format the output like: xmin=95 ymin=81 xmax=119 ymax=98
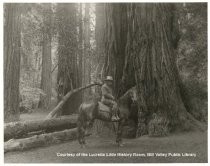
xmin=4 ymin=130 xmax=207 ymax=163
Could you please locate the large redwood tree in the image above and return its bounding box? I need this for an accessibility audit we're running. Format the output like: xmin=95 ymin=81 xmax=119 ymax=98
xmin=39 ymin=4 xmax=52 ymax=109
xmin=127 ymin=3 xmax=204 ymax=136
xmin=4 ymin=4 xmax=21 ymax=122
xmin=56 ymin=4 xmax=81 ymax=115
xmin=103 ymin=4 xmax=135 ymax=98
xmin=103 ymin=3 xmax=205 ymax=137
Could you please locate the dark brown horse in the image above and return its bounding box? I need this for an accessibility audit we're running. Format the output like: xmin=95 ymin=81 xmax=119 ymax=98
xmin=77 ymin=87 xmax=137 ymax=147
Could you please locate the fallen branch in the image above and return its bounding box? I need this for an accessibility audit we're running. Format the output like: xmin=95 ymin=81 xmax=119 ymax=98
xmin=4 ymin=115 xmax=78 ymax=141
xmin=51 ymin=63 xmax=58 ymax=73
xmin=46 ymin=82 xmax=102 ymax=119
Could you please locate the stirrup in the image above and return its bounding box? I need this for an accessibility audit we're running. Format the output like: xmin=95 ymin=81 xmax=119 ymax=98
xmin=111 ymin=116 xmax=120 ymax=121
xmin=116 ymin=116 xmax=120 ymax=121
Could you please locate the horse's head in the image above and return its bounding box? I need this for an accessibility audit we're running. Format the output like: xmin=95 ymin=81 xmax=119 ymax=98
xmin=117 ymin=86 xmax=138 ymax=120
xmin=119 ymin=86 xmax=137 ymax=107
xmin=130 ymin=87 xmax=137 ymax=103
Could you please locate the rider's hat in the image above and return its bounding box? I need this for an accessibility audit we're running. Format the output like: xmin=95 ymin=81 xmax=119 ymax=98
xmin=104 ymin=76 xmax=113 ymax=82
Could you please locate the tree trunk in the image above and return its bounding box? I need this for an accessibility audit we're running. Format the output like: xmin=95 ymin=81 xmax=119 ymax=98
xmin=4 ymin=128 xmax=79 ymax=153
xmin=94 ymin=4 xmax=137 ymax=137
xmin=4 ymin=4 xmax=21 ymax=122
xmin=104 ymin=4 xmax=135 ymax=98
xmin=78 ymin=3 xmax=83 ymax=102
xmin=83 ymin=3 xmax=91 ymax=100
xmin=39 ymin=4 xmax=52 ymax=109
xmin=95 ymin=3 xmax=106 ymax=92
xmin=56 ymin=4 xmax=81 ymax=115
xmin=4 ymin=115 xmax=78 ymax=141
xmin=93 ymin=3 xmax=108 ymax=136
xmin=127 ymin=4 xmax=205 ymax=136
xmin=101 ymin=3 xmax=205 ymax=137
xmin=98 ymin=4 xmax=137 ymax=137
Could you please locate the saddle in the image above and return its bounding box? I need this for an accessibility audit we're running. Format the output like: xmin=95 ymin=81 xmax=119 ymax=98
xmin=98 ymin=102 xmax=111 ymax=113
xmin=97 ymin=102 xmax=112 ymax=120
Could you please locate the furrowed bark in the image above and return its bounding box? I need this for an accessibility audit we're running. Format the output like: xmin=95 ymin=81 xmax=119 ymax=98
xmin=39 ymin=4 xmax=52 ymax=109
xmin=4 ymin=4 xmax=21 ymax=122
xmin=104 ymin=4 xmax=135 ymax=98
xmin=127 ymin=4 xmax=206 ymax=136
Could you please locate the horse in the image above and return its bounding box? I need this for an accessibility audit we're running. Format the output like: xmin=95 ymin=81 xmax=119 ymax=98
xmin=77 ymin=87 xmax=137 ymax=147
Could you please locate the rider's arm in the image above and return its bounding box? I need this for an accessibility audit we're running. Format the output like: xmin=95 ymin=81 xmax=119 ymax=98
xmin=104 ymin=93 xmax=115 ymax=100
xmin=101 ymin=86 xmax=115 ymax=100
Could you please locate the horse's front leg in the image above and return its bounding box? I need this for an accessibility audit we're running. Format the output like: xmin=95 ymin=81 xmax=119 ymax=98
xmin=116 ymin=118 xmax=125 ymax=147
xmin=77 ymin=121 xmax=86 ymax=148
xmin=78 ymin=118 xmax=95 ymax=148
xmin=85 ymin=118 xmax=95 ymax=135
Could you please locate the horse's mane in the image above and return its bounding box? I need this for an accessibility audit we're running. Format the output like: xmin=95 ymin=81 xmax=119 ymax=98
xmin=118 ymin=86 xmax=136 ymax=107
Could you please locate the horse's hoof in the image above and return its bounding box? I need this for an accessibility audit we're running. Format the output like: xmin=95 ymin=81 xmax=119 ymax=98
xmin=119 ymin=144 xmax=124 ymax=147
xmin=80 ymin=144 xmax=86 ymax=148
xmin=85 ymin=132 xmax=92 ymax=136
xmin=118 ymin=142 xmax=124 ymax=147
xmin=85 ymin=130 xmax=92 ymax=136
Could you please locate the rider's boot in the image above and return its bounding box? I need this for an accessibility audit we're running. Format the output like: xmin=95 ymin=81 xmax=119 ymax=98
xmin=111 ymin=110 xmax=120 ymax=121
xmin=115 ymin=114 xmax=120 ymax=121
xmin=111 ymin=115 xmax=117 ymax=121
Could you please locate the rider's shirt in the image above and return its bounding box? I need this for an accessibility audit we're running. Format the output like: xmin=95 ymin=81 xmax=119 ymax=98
xmin=101 ymin=83 xmax=115 ymax=101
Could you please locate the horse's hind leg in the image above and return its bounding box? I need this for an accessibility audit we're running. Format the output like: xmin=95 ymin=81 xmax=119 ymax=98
xmin=86 ymin=118 xmax=95 ymax=135
xmin=116 ymin=118 xmax=125 ymax=147
xmin=77 ymin=121 xmax=86 ymax=148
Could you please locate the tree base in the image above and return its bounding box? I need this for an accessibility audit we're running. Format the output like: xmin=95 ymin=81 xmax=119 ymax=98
xmin=148 ymin=113 xmax=169 ymax=137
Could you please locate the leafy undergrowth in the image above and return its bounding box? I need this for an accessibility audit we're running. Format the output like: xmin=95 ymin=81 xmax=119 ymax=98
xmin=19 ymin=82 xmax=45 ymax=113
xmin=4 ymin=130 xmax=207 ymax=163
xmin=19 ymin=98 xmax=58 ymax=121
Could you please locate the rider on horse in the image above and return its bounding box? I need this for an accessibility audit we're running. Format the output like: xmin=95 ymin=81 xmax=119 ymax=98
xmin=101 ymin=76 xmax=120 ymax=121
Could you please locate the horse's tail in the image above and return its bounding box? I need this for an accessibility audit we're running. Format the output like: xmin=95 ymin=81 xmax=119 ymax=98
xmin=77 ymin=103 xmax=83 ymax=118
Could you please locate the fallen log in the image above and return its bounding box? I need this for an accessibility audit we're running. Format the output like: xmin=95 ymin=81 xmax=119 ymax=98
xmin=4 ymin=115 xmax=78 ymax=141
xmin=4 ymin=128 xmax=83 ymax=153
xmin=46 ymin=82 xmax=102 ymax=119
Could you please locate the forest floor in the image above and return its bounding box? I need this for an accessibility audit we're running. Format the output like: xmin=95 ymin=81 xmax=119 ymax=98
xmin=4 ymin=129 xmax=207 ymax=163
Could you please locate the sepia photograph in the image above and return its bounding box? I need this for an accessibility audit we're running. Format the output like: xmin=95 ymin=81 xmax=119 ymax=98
xmin=3 ymin=1 xmax=208 ymax=163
